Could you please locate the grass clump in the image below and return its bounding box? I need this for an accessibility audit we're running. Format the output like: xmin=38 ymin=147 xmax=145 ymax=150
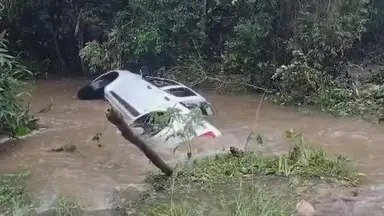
xmin=141 ymin=181 xmax=294 ymax=216
xmin=147 ymin=133 xmax=359 ymax=192
xmin=0 ymin=171 xmax=35 ymax=215
xmin=54 ymin=196 xmax=83 ymax=216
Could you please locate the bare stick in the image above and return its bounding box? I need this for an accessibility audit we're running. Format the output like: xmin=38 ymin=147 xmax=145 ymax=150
xmin=106 ymin=108 xmax=173 ymax=176
xmin=206 ymin=76 xmax=274 ymax=93
xmin=244 ymin=89 xmax=268 ymax=150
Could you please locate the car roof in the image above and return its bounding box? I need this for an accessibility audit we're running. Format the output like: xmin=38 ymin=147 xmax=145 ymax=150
xmin=110 ymin=70 xmax=207 ymax=100
xmin=103 ymin=70 xmax=206 ymax=118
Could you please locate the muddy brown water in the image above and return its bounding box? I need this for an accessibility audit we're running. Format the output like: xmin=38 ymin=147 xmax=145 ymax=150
xmin=1 ymin=79 xmax=384 ymax=215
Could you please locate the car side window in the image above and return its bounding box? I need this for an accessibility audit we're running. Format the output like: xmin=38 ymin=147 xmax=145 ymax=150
xmin=94 ymin=71 xmax=119 ymax=83
xmin=133 ymin=112 xmax=171 ymax=136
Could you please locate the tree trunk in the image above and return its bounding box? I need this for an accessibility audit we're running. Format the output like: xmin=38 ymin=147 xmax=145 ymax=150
xmin=75 ymin=11 xmax=86 ymax=74
xmin=50 ymin=27 xmax=66 ymax=73
xmin=201 ymin=0 xmax=207 ymax=35
xmin=106 ymin=108 xmax=173 ymax=176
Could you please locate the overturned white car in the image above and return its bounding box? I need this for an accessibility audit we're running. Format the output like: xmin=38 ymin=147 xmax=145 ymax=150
xmin=78 ymin=69 xmax=221 ymax=147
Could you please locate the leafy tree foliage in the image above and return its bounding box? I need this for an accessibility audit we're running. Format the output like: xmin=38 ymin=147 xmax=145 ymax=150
xmin=1 ymin=0 xmax=384 ymax=120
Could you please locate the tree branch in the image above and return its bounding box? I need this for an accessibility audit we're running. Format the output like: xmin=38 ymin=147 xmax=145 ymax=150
xmin=106 ymin=108 xmax=173 ymax=176
xmin=204 ymin=75 xmax=274 ymax=93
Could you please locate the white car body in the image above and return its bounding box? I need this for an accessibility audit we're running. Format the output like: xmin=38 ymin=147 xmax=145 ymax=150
xmin=94 ymin=69 xmax=221 ymax=147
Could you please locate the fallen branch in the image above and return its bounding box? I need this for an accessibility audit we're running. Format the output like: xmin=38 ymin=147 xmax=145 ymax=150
xmin=106 ymin=108 xmax=173 ymax=176
xmin=167 ymin=64 xmax=276 ymax=93
xmin=206 ymin=76 xmax=274 ymax=93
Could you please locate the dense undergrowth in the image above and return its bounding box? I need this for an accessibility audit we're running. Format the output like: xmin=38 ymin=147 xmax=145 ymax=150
xmin=77 ymin=0 xmax=384 ymax=120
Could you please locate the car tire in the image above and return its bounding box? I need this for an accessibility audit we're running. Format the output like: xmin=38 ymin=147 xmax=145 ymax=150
xmin=77 ymin=79 xmax=108 ymax=100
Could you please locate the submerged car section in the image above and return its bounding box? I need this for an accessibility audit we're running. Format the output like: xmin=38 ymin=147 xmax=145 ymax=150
xmin=79 ymin=69 xmax=221 ymax=146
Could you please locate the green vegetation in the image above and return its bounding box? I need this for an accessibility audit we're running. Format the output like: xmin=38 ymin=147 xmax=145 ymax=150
xmin=115 ymin=133 xmax=360 ymax=215
xmin=147 ymin=133 xmax=359 ymax=192
xmin=77 ymin=0 xmax=383 ymax=120
xmin=54 ymin=196 xmax=83 ymax=216
xmin=0 ymin=171 xmax=35 ymax=215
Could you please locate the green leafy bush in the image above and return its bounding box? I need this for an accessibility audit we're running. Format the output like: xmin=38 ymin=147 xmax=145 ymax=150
xmin=79 ymin=40 xmax=113 ymax=75
xmin=0 ymin=33 xmax=37 ymax=137
xmin=273 ymin=51 xmax=329 ymax=104
xmin=292 ymin=0 xmax=369 ymax=71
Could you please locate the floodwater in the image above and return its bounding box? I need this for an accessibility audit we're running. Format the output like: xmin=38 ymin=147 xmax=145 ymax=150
xmin=1 ymin=79 xmax=384 ymax=215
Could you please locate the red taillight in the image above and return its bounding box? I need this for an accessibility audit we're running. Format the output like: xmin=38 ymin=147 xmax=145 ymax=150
xmin=198 ymin=131 xmax=216 ymax=139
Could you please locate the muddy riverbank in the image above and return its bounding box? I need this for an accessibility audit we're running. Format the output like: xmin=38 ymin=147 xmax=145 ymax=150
xmin=1 ymin=78 xmax=384 ymax=215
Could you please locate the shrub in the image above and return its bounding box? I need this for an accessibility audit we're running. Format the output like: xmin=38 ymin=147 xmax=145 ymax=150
xmin=0 ymin=33 xmax=37 ymax=137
